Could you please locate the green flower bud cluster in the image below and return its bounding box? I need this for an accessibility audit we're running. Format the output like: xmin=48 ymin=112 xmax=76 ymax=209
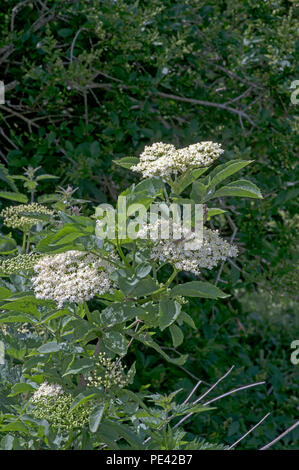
xmin=87 ymin=352 xmax=128 ymax=389
xmin=174 ymin=295 xmax=188 ymax=305
xmin=31 ymin=390 xmax=90 ymax=431
xmin=0 ymin=203 xmax=54 ymax=231
xmin=0 ymin=253 xmax=42 ymax=275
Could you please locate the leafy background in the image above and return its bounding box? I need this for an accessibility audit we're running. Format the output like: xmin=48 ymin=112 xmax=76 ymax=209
xmin=0 ymin=0 xmax=298 ymax=449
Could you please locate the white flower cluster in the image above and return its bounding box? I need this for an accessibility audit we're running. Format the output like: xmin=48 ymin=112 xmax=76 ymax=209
xmin=131 ymin=141 xmax=224 ymax=178
xmin=138 ymin=222 xmax=238 ymax=275
xmin=32 ymin=250 xmax=115 ymax=307
xmin=176 ymin=142 xmax=224 ymax=172
xmin=137 ymin=218 xmax=195 ymax=242
xmin=32 ymin=382 xmax=63 ymax=402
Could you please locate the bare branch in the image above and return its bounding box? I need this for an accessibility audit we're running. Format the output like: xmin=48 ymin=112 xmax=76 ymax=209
xmin=154 ymin=90 xmax=256 ymax=127
xmin=229 ymin=413 xmax=271 ymax=449
xmin=202 ymin=381 xmax=266 ymax=406
xmin=260 ymin=421 xmax=299 ymax=450
xmin=70 ymin=28 xmax=86 ymax=62
xmin=11 ymin=0 xmax=31 ymax=31
xmin=0 ymin=104 xmax=39 ymax=132
xmin=173 ymin=366 xmax=235 ymax=429
xmin=181 ymin=379 xmax=202 ymax=406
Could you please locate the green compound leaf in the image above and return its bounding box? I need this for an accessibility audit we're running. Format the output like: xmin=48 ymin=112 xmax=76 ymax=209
xmin=171 ymin=281 xmax=229 ymax=299
xmin=102 ymin=330 xmax=127 ymax=356
xmin=100 ymin=303 xmax=142 ymax=327
xmin=169 ymin=324 xmax=184 ymax=347
xmin=159 ymin=297 xmax=181 ymax=331
xmin=89 ymin=403 xmax=106 ymax=433
xmin=0 ymin=191 xmax=28 ymax=203
xmin=211 ymin=179 xmax=263 ymax=199
xmin=113 ymin=156 xmax=139 ymax=169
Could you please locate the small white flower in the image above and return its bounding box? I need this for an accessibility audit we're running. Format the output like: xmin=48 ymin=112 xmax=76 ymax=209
xmin=138 ymin=222 xmax=238 ymax=275
xmin=32 ymin=382 xmax=63 ymax=402
xmin=32 ymin=250 xmax=116 ymax=306
xmin=131 ymin=141 xmax=224 ymax=178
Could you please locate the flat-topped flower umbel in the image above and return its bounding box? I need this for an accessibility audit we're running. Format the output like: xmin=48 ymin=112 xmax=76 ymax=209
xmin=32 ymin=250 xmax=115 ymax=307
xmin=131 ymin=141 xmax=224 ymax=178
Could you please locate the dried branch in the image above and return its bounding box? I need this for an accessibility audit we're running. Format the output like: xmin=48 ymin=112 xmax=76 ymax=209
xmin=154 ymin=90 xmax=256 ymax=127
xmin=229 ymin=413 xmax=271 ymax=449
xmin=259 ymin=421 xmax=299 ymax=450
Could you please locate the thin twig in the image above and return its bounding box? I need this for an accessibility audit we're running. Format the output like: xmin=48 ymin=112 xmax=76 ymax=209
xmin=155 ymin=90 xmax=256 ymax=127
xmin=0 ymin=104 xmax=39 ymax=132
xmin=70 ymin=28 xmax=85 ymax=62
xmin=181 ymin=379 xmax=202 ymax=406
xmin=259 ymin=421 xmax=299 ymax=450
xmin=173 ymin=366 xmax=235 ymax=429
xmin=203 ymin=381 xmax=266 ymax=406
xmin=11 ymin=0 xmax=31 ymax=31
xmin=228 ymin=413 xmax=271 ymax=449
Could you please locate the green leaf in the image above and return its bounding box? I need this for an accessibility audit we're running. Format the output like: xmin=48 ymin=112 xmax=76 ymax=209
xmin=0 ymin=313 xmax=38 ymax=323
xmin=137 ymin=303 xmax=159 ymax=328
xmin=206 ymin=208 xmax=227 ymax=219
xmin=135 ymin=178 xmax=164 ymax=197
xmin=207 ymin=160 xmax=253 ymax=187
xmin=113 ymin=157 xmax=139 ymax=169
xmin=100 ymin=303 xmax=142 ymax=327
xmin=159 ymin=298 xmax=181 ymax=330
xmin=1 ymin=297 xmax=40 ymax=316
xmin=37 ymin=341 xmax=61 ymax=353
xmin=97 ymin=422 xmax=120 ymax=448
xmin=8 ymin=382 xmax=35 ymax=396
xmin=70 ymin=392 xmax=97 ymax=412
xmin=171 ymin=281 xmax=229 ymax=299
xmin=180 ymin=311 xmax=196 ymax=329
xmin=169 ymin=324 xmax=184 ymax=347
xmin=127 ymin=362 xmax=136 ymax=385
xmin=89 ymin=403 xmax=106 ymax=433
xmin=192 ymin=168 xmax=209 ymax=179
xmin=136 ymin=332 xmax=187 ymax=366
xmin=38 ymin=194 xmax=60 ymax=204
xmin=48 ymin=224 xmax=86 ymax=246
xmin=96 ymin=290 xmax=125 ymax=303
xmin=106 ymin=421 xmax=143 ymax=449
xmin=0 ymin=164 xmax=17 ymax=191
xmin=190 ymin=181 xmax=208 ymax=203
xmin=173 ymin=168 xmax=208 ymax=194
xmin=211 ymin=179 xmax=263 ymax=199
xmin=102 ymin=331 xmax=127 ymax=356
xmin=1 ymin=434 xmax=15 ymax=449
xmin=0 ymin=235 xmax=17 ymax=254
xmin=135 ymin=262 xmax=152 ymax=278
xmin=0 ymin=191 xmax=28 ymax=203
xmin=50 ymin=231 xmax=85 ymax=246
xmin=0 ymin=287 xmax=12 ymax=299
xmin=36 ymin=174 xmax=59 ymax=181
xmin=131 ymin=278 xmax=158 ymax=297
xmin=63 ymin=358 xmax=93 ymax=376
xmin=0 ymin=423 xmax=28 ymax=433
